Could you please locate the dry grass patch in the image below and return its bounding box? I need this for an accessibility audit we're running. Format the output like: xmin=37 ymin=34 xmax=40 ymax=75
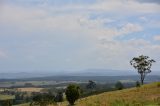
xmin=17 ymin=87 xmax=44 ymax=92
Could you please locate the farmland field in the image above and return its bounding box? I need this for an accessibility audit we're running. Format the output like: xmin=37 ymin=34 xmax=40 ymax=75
xmin=0 ymin=94 xmax=15 ymax=100
xmin=17 ymin=87 xmax=44 ymax=92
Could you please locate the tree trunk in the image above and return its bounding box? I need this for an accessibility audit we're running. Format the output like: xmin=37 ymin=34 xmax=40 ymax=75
xmin=141 ymin=77 xmax=144 ymax=85
xmin=140 ymin=73 xmax=142 ymax=85
xmin=140 ymin=73 xmax=145 ymax=85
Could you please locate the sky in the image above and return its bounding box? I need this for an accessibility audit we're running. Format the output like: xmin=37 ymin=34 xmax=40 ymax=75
xmin=0 ymin=0 xmax=160 ymax=73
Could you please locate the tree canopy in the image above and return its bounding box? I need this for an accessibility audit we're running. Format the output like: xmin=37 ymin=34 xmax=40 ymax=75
xmin=65 ymin=84 xmax=81 ymax=105
xmin=130 ymin=55 xmax=155 ymax=84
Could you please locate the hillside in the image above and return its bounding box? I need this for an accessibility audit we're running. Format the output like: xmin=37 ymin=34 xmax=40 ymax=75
xmin=14 ymin=82 xmax=160 ymax=106
xmin=72 ymin=82 xmax=160 ymax=106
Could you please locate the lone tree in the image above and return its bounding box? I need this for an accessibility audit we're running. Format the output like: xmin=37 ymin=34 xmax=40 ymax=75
xmin=130 ymin=55 xmax=155 ymax=85
xmin=65 ymin=84 xmax=81 ymax=105
xmin=86 ymin=80 xmax=96 ymax=90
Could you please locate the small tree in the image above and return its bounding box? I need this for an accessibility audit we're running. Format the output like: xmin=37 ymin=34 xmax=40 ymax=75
xmin=130 ymin=55 xmax=155 ymax=85
xmin=65 ymin=84 xmax=81 ymax=105
xmin=86 ymin=80 xmax=96 ymax=90
xmin=115 ymin=81 xmax=123 ymax=90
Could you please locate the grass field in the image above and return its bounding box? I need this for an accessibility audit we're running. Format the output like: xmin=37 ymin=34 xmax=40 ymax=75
xmin=17 ymin=87 xmax=44 ymax=92
xmin=13 ymin=82 xmax=160 ymax=106
xmin=0 ymin=94 xmax=15 ymax=100
xmin=13 ymin=103 xmax=30 ymax=106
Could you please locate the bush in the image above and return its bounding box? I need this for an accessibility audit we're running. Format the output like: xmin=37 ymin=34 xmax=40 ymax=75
xmin=157 ymin=83 xmax=160 ymax=87
xmin=54 ymin=91 xmax=63 ymax=102
xmin=65 ymin=84 xmax=81 ymax=105
xmin=24 ymin=83 xmax=33 ymax=87
xmin=86 ymin=80 xmax=96 ymax=90
xmin=0 ymin=100 xmax=12 ymax=106
xmin=115 ymin=81 xmax=123 ymax=90
xmin=136 ymin=81 xmax=141 ymax=87
xmin=30 ymin=93 xmax=55 ymax=106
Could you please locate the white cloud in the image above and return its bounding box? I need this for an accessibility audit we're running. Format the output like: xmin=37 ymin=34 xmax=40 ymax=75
xmin=0 ymin=51 xmax=7 ymax=59
xmin=153 ymin=35 xmax=160 ymax=41
xmin=119 ymin=23 xmax=143 ymax=36
xmin=92 ymin=38 xmax=160 ymax=70
xmin=139 ymin=16 xmax=148 ymax=21
xmin=0 ymin=0 xmax=159 ymax=71
xmin=90 ymin=0 xmax=160 ymax=14
xmin=0 ymin=3 xmax=143 ymax=40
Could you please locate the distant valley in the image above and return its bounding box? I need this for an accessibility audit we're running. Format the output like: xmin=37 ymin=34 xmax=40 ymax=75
xmin=0 ymin=69 xmax=159 ymax=79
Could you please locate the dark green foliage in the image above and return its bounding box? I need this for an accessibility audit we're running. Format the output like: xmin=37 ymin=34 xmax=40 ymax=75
xmin=0 ymin=100 xmax=12 ymax=106
xmin=86 ymin=80 xmax=96 ymax=90
xmin=54 ymin=91 xmax=63 ymax=102
xmin=136 ymin=81 xmax=140 ymax=87
xmin=130 ymin=55 xmax=155 ymax=84
xmin=65 ymin=84 xmax=81 ymax=105
xmin=24 ymin=83 xmax=33 ymax=87
xmin=115 ymin=81 xmax=123 ymax=90
xmin=157 ymin=83 xmax=160 ymax=87
xmin=79 ymin=83 xmax=116 ymax=98
xmin=30 ymin=93 xmax=55 ymax=106
xmin=14 ymin=92 xmax=32 ymax=104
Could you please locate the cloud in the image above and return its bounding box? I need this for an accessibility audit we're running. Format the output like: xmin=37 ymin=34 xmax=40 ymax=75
xmin=89 ymin=0 xmax=160 ymax=14
xmin=137 ymin=0 xmax=160 ymax=4
xmin=0 ymin=2 xmax=143 ymax=40
xmin=0 ymin=50 xmax=7 ymax=59
xmin=0 ymin=0 xmax=159 ymax=71
xmin=119 ymin=23 xmax=143 ymax=36
xmin=95 ymin=38 xmax=160 ymax=70
xmin=153 ymin=35 xmax=160 ymax=41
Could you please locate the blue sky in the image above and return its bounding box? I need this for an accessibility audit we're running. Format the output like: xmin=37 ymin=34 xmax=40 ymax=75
xmin=0 ymin=0 xmax=160 ymax=73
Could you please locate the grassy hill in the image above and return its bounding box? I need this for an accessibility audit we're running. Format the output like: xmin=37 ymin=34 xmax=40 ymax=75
xmin=14 ymin=82 xmax=160 ymax=106
xmin=73 ymin=82 xmax=160 ymax=106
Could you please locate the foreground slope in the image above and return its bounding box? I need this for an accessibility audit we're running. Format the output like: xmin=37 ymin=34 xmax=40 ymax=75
xmin=15 ymin=82 xmax=160 ymax=106
xmin=66 ymin=82 xmax=160 ymax=106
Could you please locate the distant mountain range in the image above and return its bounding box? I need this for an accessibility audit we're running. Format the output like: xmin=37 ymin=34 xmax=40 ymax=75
xmin=0 ymin=69 xmax=159 ymax=79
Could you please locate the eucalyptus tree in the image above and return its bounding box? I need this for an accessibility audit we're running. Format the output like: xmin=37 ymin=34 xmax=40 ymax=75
xmin=86 ymin=80 xmax=96 ymax=90
xmin=65 ymin=84 xmax=81 ymax=105
xmin=130 ymin=55 xmax=155 ymax=85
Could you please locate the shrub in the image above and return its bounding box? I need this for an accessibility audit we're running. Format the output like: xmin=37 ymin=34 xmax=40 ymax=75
xmin=157 ymin=82 xmax=160 ymax=87
xmin=30 ymin=93 xmax=55 ymax=106
xmin=65 ymin=84 xmax=81 ymax=105
xmin=86 ymin=80 xmax=96 ymax=90
xmin=115 ymin=81 xmax=123 ymax=90
xmin=136 ymin=81 xmax=141 ymax=87
xmin=54 ymin=91 xmax=63 ymax=102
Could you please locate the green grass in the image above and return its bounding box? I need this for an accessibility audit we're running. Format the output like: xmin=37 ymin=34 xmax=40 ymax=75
xmin=0 ymin=94 xmax=15 ymax=100
xmin=13 ymin=103 xmax=30 ymax=106
xmin=68 ymin=82 xmax=160 ymax=106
